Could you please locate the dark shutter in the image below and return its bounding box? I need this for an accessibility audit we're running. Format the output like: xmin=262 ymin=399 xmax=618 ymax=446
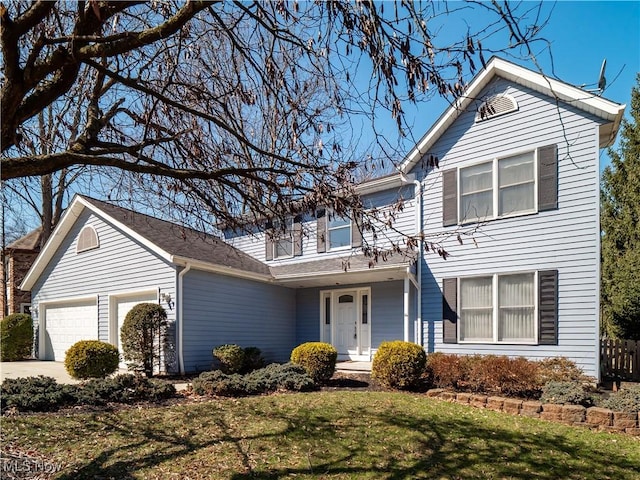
xmin=316 ymin=209 xmax=326 ymax=253
xmin=265 ymin=229 xmax=274 ymax=261
xmin=443 ymin=278 xmax=458 ymax=344
xmin=538 ymin=144 xmax=558 ymax=211
xmin=442 ymin=169 xmax=458 ymax=227
xmin=538 ymin=269 xmax=559 ymax=345
xmin=351 ymin=213 xmax=363 ymax=248
xmin=293 ymin=217 xmax=303 ymax=256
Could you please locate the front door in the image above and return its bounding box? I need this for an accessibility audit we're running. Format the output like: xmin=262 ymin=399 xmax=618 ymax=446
xmin=335 ymin=292 xmax=357 ymax=355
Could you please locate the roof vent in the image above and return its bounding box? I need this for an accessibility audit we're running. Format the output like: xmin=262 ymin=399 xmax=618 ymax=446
xmin=476 ymin=94 xmax=518 ymax=122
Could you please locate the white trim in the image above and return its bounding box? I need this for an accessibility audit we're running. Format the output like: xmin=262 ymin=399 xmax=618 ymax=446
xmin=355 ymin=173 xmax=410 ymax=196
xmin=594 ymin=125 xmax=602 ymax=383
xmin=177 ymin=263 xmax=192 ymax=375
xmin=107 ymin=288 xmax=159 ymax=347
xmin=400 ymin=57 xmax=625 ymax=173
xmin=320 ymin=286 xmax=372 ymax=360
xmin=19 ymin=303 xmax=31 ymax=315
xmin=457 ymin=271 xmax=538 ymax=345
xmin=171 ymin=256 xmax=272 ymax=283
xmin=274 ymin=263 xmax=410 ymax=284
xmin=37 ymin=294 xmax=99 ymax=360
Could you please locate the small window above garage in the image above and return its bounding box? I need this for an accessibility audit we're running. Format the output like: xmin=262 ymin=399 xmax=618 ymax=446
xmin=476 ymin=94 xmax=518 ymax=122
xmin=76 ymin=226 xmax=99 ymax=253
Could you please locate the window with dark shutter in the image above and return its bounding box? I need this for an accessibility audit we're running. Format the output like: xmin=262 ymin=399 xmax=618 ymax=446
xmin=442 ymin=169 xmax=458 ymax=227
xmin=443 ymin=278 xmax=458 ymax=343
xmin=537 ymin=144 xmax=558 ymax=211
xmin=293 ymin=217 xmax=303 ymax=256
xmin=538 ymin=269 xmax=559 ymax=345
xmin=351 ymin=213 xmax=363 ymax=248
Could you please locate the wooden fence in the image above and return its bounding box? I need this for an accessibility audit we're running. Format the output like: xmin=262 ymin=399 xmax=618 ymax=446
xmin=600 ymin=338 xmax=640 ymax=382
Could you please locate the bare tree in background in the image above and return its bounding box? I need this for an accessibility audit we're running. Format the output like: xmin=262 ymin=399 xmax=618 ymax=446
xmin=1 ymin=0 xmax=549 ymax=248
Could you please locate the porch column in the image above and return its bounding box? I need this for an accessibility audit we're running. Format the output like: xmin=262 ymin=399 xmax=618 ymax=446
xmin=403 ymin=276 xmax=410 ymax=342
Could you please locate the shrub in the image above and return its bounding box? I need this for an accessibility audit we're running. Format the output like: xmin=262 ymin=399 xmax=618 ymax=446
xmin=290 ymin=342 xmax=337 ymax=384
xmin=120 ymin=303 xmax=169 ymax=377
xmin=77 ymin=374 xmax=176 ymax=404
xmin=372 ymin=340 xmax=426 ymax=390
xmin=1 ymin=376 xmax=76 ymax=413
xmin=191 ymin=363 xmax=315 ymax=397
xmin=537 ymin=357 xmax=589 ymax=384
xmin=601 ymin=385 xmax=640 ymax=413
xmin=242 ymin=346 xmax=265 ymax=373
xmin=64 ymin=340 xmax=120 ymax=379
xmin=540 ymin=381 xmax=594 ymax=407
xmin=467 ymin=355 xmax=541 ymax=398
xmin=213 ymin=344 xmax=246 ymax=374
xmin=1 ymin=313 xmax=33 ymax=361
xmin=425 ymin=352 xmax=474 ymax=390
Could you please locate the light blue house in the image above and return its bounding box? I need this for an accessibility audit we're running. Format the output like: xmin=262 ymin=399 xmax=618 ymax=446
xmin=21 ymin=58 xmax=625 ymax=379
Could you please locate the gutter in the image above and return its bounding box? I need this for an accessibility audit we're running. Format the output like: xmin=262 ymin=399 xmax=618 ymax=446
xmin=177 ymin=263 xmax=192 ymax=375
xmin=400 ymin=172 xmax=423 ymax=347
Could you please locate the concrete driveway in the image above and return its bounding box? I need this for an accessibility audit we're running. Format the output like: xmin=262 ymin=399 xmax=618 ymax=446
xmin=0 ymin=360 xmax=127 ymax=384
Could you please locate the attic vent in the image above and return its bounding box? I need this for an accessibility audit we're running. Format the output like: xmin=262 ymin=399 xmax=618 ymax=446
xmin=76 ymin=226 xmax=99 ymax=253
xmin=476 ymin=94 xmax=518 ymax=122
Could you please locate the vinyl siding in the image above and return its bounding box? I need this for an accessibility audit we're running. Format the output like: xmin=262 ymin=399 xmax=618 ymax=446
xmin=31 ymin=210 xmax=177 ymax=364
xmin=413 ymin=77 xmax=604 ymax=378
xmin=226 ymin=186 xmax=417 ymax=264
xmin=182 ymin=269 xmax=296 ymax=372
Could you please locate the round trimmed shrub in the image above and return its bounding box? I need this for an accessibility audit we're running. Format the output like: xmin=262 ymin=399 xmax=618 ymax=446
xmin=242 ymin=346 xmax=265 ymax=373
xmin=1 ymin=313 xmax=33 ymax=361
xmin=64 ymin=340 xmax=120 ymax=379
xmin=290 ymin=342 xmax=337 ymax=383
xmin=120 ymin=303 xmax=169 ymax=377
xmin=372 ymin=340 xmax=426 ymax=390
xmin=213 ymin=344 xmax=245 ymax=374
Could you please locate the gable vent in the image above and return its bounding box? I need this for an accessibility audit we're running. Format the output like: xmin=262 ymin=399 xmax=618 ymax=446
xmin=476 ymin=94 xmax=518 ymax=122
xmin=76 ymin=226 xmax=99 ymax=253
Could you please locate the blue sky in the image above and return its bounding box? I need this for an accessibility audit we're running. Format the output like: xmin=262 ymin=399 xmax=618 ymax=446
xmin=380 ymin=1 xmax=640 ymax=172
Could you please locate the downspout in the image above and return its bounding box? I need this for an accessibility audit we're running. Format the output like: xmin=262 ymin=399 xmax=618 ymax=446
xmin=400 ymin=172 xmax=423 ymax=346
xmin=177 ymin=263 xmax=192 ymax=375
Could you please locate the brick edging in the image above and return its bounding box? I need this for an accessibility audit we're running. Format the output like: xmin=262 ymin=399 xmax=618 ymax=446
xmin=425 ymin=389 xmax=640 ymax=435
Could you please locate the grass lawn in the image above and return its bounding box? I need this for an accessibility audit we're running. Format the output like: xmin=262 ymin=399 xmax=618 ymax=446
xmin=2 ymin=391 xmax=639 ymax=479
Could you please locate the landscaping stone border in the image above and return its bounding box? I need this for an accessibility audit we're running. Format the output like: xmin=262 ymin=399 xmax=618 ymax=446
xmin=426 ymin=389 xmax=640 ymax=435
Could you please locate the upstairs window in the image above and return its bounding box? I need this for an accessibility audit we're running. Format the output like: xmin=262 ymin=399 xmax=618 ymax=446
xmin=273 ymin=219 xmax=293 ymax=259
xmin=76 ymin=226 xmax=99 ymax=253
xmin=265 ymin=217 xmax=302 ymax=260
xmin=327 ymin=212 xmax=351 ymax=250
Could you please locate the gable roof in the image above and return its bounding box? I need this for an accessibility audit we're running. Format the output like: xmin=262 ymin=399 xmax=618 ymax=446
xmin=21 ymin=195 xmax=271 ymax=290
xmin=5 ymin=227 xmax=42 ymax=252
xmin=400 ymin=56 xmax=626 ymax=173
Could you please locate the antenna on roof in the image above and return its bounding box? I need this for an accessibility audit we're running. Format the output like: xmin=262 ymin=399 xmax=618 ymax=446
xmin=586 ymin=59 xmax=606 ymax=95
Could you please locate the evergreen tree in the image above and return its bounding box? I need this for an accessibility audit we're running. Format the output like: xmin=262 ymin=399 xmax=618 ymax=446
xmin=601 ymin=74 xmax=640 ymax=339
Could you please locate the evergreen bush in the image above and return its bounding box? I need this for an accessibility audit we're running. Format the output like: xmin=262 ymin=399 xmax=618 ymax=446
xmin=120 ymin=303 xmax=169 ymax=377
xmin=1 ymin=313 xmax=33 ymax=361
xmin=601 ymin=385 xmax=640 ymax=413
xmin=212 ymin=344 xmax=246 ymax=374
xmin=64 ymin=340 xmax=120 ymax=379
xmin=540 ymin=381 xmax=594 ymax=407
xmin=290 ymin=342 xmax=337 ymax=383
xmin=371 ymin=340 xmax=426 ymax=390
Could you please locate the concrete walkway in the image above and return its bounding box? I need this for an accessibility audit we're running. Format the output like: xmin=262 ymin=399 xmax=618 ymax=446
xmin=335 ymin=361 xmax=372 ymax=373
xmin=0 ymin=360 xmax=128 ymax=384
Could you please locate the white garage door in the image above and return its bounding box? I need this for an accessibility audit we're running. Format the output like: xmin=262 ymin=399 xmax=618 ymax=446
xmin=112 ymin=292 xmax=159 ymax=350
xmin=42 ymin=299 xmax=98 ymax=361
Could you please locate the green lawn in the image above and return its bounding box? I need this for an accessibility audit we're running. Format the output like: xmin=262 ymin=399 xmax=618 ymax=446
xmin=2 ymin=391 xmax=639 ymax=479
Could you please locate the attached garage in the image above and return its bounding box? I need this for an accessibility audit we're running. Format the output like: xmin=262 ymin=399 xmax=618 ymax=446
xmin=40 ymin=297 xmax=98 ymax=361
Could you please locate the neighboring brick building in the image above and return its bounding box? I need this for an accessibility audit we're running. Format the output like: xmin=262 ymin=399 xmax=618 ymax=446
xmin=1 ymin=228 xmax=42 ymax=317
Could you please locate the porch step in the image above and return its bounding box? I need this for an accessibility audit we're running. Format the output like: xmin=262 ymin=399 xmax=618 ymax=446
xmin=335 ymin=361 xmax=372 ymax=373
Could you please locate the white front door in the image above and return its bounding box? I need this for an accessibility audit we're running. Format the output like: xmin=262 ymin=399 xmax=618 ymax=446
xmin=335 ymin=292 xmax=357 ymax=355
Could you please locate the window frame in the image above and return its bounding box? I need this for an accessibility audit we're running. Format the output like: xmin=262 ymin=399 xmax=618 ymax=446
xmin=271 ymin=218 xmax=294 ymax=259
xmin=326 ymin=210 xmax=352 ymax=251
xmin=458 ymin=149 xmax=538 ymax=225
xmin=457 ymin=271 xmax=538 ymax=345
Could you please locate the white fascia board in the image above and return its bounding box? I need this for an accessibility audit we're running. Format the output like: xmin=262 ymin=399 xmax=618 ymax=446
xmin=171 ymin=256 xmax=273 ymax=283
xmin=355 ymin=174 xmax=409 ymax=195
xmin=400 ymin=57 xmax=626 ymax=173
xmin=273 ymin=263 xmax=411 ymax=284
